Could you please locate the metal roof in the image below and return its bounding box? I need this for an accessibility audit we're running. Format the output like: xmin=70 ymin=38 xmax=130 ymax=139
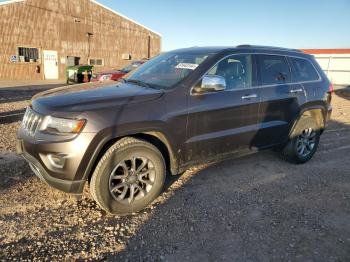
xmin=301 ymin=49 xmax=350 ymax=54
xmin=0 ymin=0 xmax=161 ymax=36
xmin=90 ymin=0 xmax=161 ymax=36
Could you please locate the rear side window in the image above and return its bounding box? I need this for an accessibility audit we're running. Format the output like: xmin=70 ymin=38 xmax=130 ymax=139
xmin=289 ymin=57 xmax=320 ymax=82
xmin=258 ymin=55 xmax=291 ymax=85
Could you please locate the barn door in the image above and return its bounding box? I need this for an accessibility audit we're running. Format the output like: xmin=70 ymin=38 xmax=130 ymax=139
xmin=43 ymin=50 xmax=59 ymax=79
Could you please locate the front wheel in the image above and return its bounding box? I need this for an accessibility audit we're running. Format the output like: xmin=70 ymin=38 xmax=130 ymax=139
xmin=282 ymin=117 xmax=321 ymax=164
xmin=90 ymin=137 xmax=166 ymax=215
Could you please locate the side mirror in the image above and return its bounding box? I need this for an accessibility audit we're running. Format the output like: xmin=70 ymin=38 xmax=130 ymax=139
xmin=194 ymin=75 xmax=226 ymax=93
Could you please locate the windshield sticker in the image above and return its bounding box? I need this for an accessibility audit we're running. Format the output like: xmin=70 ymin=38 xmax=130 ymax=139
xmin=175 ymin=63 xmax=199 ymax=70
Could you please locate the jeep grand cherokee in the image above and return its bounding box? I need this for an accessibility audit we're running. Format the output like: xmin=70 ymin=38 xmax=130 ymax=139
xmin=17 ymin=45 xmax=333 ymax=215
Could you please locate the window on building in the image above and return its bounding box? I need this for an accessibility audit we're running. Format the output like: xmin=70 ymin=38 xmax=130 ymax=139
xmin=89 ymin=58 xmax=104 ymax=66
xmin=258 ymin=55 xmax=291 ymax=85
xmin=18 ymin=47 xmax=39 ymax=63
xmin=289 ymin=57 xmax=320 ymax=82
xmin=67 ymin=56 xmax=80 ymax=67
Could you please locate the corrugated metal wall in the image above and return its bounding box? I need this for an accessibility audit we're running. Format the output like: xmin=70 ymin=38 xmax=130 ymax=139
xmin=314 ymin=54 xmax=350 ymax=86
xmin=0 ymin=0 xmax=161 ymax=80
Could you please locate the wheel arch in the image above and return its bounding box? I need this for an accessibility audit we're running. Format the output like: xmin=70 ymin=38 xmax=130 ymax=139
xmin=289 ymin=106 xmax=326 ymax=138
xmin=131 ymin=132 xmax=179 ymax=175
xmin=300 ymin=108 xmax=325 ymax=129
xmin=84 ymin=131 xmax=179 ymax=184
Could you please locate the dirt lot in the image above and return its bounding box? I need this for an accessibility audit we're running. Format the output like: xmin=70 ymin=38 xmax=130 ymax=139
xmin=0 ymin=90 xmax=350 ymax=261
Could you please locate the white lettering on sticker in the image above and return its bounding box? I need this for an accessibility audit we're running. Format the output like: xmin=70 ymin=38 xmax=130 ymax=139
xmin=175 ymin=63 xmax=199 ymax=70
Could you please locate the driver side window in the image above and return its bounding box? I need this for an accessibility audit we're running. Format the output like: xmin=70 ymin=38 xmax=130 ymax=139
xmin=207 ymin=54 xmax=254 ymax=90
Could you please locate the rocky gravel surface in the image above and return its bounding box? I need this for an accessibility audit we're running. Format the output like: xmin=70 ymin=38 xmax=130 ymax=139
xmin=0 ymin=91 xmax=350 ymax=261
xmin=0 ymin=121 xmax=22 ymax=152
xmin=0 ymin=100 xmax=30 ymax=114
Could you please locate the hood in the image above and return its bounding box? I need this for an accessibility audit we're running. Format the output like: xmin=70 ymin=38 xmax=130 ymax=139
xmin=31 ymin=82 xmax=164 ymax=117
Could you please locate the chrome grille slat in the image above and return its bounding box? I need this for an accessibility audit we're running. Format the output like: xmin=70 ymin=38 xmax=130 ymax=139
xmin=21 ymin=108 xmax=43 ymax=137
xmin=32 ymin=117 xmax=41 ymax=133
xmin=26 ymin=110 xmax=32 ymax=128
xmin=27 ymin=113 xmax=33 ymax=130
xmin=22 ymin=109 xmax=29 ymax=128
xmin=29 ymin=115 xmax=36 ymax=133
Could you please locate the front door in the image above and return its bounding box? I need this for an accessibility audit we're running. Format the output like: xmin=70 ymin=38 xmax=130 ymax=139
xmin=43 ymin=50 xmax=59 ymax=79
xmin=185 ymin=54 xmax=261 ymax=163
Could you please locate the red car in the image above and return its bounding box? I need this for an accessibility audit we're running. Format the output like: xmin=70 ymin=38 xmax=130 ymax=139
xmin=91 ymin=60 xmax=146 ymax=82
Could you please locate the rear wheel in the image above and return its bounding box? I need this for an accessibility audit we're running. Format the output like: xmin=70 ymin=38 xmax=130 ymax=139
xmin=90 ymin=137 xmax=165 ymax=215
xmin=282 ymin=116 xmax=320 ymax=164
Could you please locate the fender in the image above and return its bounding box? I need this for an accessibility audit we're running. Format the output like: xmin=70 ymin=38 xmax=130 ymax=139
xmin=78 ymin=126 xmax=179 ymax=183
xmin=141 ymin=131 xmax=179 ymax=175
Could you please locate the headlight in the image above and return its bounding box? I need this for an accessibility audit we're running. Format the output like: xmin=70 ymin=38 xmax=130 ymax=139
xmin=40 ymin=116 xmax=86 ymax=134
xmin=101 ymin=74 xmax=112 ymax=81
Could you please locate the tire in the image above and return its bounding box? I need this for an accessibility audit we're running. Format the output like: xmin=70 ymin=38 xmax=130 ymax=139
xmin=282 ymin=116 xmax=321 ymax=164
xmin=90 ymin=137 xmax=166 ymax=215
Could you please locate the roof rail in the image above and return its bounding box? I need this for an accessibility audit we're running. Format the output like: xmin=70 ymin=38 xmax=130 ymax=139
xmin=236 ymin=44 xmax=251 ymax=48
xmin=236 ymin=45 xmax=302 ymax=53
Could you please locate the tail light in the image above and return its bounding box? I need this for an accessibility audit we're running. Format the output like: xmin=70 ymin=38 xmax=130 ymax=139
xmin=327 ymin=84 xmax=333 ymax=105
xmin=329 ymin=84 xmax=334 ymax=93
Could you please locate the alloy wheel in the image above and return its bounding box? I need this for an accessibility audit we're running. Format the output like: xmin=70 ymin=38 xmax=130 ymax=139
xmin=109 ymin=156 xmax=155 ymax=204
xmin=296 ymin=128 xmax=317 ymax=157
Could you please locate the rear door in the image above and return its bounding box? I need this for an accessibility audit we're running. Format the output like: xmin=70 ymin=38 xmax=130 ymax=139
xmin=254 ymin=54 xmax=306 ymax=147
xmin=185 ymin=54 xmax=261 ymax=163
xmin=288 ymin=56 xmax=324 ymax=101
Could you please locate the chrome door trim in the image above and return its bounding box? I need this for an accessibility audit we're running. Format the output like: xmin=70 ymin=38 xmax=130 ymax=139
xmin=242 ymin=94 xmax=258 ymax=100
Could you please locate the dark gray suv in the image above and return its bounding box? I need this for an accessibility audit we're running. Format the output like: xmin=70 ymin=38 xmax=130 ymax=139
xmin=17 ymin=45 xmax=333 ymax=215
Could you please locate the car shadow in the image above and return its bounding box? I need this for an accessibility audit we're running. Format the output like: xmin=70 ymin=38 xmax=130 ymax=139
xmin=335 ymin=87 xmax=350 ymax=101
xmin=0 ymin=109 xmax=26 ymax=125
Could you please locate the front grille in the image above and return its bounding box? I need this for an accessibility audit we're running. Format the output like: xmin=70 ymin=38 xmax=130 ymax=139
xmin=21 ymin=108 xmax=43 ymax=137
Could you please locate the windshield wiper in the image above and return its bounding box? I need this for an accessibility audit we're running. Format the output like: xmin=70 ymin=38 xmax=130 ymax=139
xmin=124 ymin=79 xmax=150 ymax=88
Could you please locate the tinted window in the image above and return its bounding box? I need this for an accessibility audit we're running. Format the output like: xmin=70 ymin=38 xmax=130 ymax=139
xmin=259 ymin=55 xmax=290 ymax=85
xmin=289 ymin=57 xmax=320 ymax=82
xmin=207 ymin=54 xmax=254 ymax=90
xmin=18 ymin=47 xmax=39 ymax=63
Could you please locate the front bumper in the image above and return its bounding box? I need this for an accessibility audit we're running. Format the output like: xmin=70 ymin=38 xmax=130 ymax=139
xmin=17 ymin=145 xmax=86 ymax=195
xmin=16 ymin=128 xmax=97 ymax=194
xmin=17 ymin=139 xmax=86 ymax=194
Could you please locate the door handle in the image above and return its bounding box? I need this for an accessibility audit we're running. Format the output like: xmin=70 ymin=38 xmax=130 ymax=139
xmin=289 ymin=88 xmax=303 ymax=94
xmin=242 ymin=94 xmax=258 ymax=100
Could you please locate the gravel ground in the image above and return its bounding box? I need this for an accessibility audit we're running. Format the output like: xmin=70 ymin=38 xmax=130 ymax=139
xmin=0 ymin=100 xmax=29 ymax=152
xmin=0 ymin=91 xmax=350 ymax=261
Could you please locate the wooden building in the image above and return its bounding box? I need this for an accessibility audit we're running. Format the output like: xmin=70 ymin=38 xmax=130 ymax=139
xmin=0 ymin=0 xmax=161 ymax=80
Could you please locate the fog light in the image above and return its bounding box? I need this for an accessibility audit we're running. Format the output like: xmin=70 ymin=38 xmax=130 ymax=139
xmin=48 ymin=154 xmax=66 ymax=169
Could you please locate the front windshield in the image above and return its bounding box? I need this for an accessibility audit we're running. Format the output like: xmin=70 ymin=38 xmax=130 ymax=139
xmin=125 ymin=52 xmax=212 ymax=89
